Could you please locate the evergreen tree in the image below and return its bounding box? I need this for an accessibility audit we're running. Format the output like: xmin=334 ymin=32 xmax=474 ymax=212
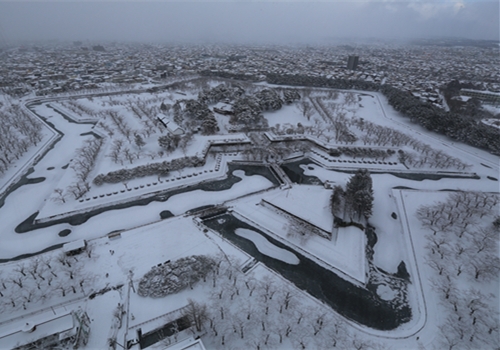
xmin=201 ymin=115 xmax=219 ymax=135
xmin=158 ymin=134 xmax=181 ymax=153
xmin=345 ymin=169 xmax=374 ymax=221
xmin=134 ymin=134 xmax=145 ymax=150
xmin=330 ymin=185 xmax=345 ymax=217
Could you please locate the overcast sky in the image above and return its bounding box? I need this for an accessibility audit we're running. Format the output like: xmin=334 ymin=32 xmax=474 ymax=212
xmin=0 ymin=1 xmax=498 ymax=44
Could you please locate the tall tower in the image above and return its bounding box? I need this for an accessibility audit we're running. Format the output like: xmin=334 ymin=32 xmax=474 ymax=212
xmin=347 ymin=55 xmax=359 ymax=70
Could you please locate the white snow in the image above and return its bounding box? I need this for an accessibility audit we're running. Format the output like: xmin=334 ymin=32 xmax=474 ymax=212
xmin=262 ymin=184 xmax=334 ymax=232
xmin=0 ymin=313 xmax=74 ymax=349
xmin=482 ymin=118 xmax=500 ymax=129
xmin=0 ymin=103 xmax=58 ymax=196
xmin=231 ymin=185 xmax=367 ymax=284
xmin=0 ymin=83 xmax=498 ymax=350
xmin=235 ymin=228 xmax=300 ymax=265
xmin=376 ymin=284 xmax=398 ymax=301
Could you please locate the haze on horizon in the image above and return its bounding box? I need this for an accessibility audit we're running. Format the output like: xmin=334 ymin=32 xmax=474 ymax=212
xmin=0 ymin=0 xmax=498 ymax=45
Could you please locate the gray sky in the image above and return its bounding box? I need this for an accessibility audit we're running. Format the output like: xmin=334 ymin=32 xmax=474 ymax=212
xmin=0 ymin=1 xmax=498 ymax=44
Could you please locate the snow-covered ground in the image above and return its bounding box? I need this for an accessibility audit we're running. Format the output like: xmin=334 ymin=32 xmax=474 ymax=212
xmin=0 ymin=102 xmax=58 ymax=197
xmin=231 ymin=185 xmax=367 ymax=284
xmin=0 ymin=81 xmax=498 ymax=349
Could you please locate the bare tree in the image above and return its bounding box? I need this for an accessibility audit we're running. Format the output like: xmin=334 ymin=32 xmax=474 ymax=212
xmin=430 ymin=276 xmax=455 ymax=300
xmin=344 ymin=92 xmax=357 ymax=106
xmin=259 ymin=276 xmax=277 ymax=303
xmin=52 ymin=188 xmax=67 ymax=204
xmin=244 ymin=277 xmax=258 ymax=297
xmin=470 ymin=226 xmax=499 ymax=255
xmin=62 ymin=263 xmax=82 ymax=280
xmin=329 ymin=315 xmax=348 ymax=344
xmin=122 ymin=147 xmax=135 ymax=164
xmin=21 ymin=289 xmax=35 ymax=304
xmin=109 ymin=139 xmax=124 ymax=165
xmin=85 ymin=243 xmax=95 ymax=259
xmin=27 ymin=258 xmax=40 ymax=280
xmin=469 ymin=254 xmax=500 ymax=282
xmin=40 ymin=256 xmax=53 ymax=270
xmin=425 ymin=234 xmax=450 ymax=259
xmin=10 ymin=274 xmax=26 ymax=289
xmin=350 ymin=334 xmax=378 ymax=350
xmin=290 ymin=326 xmax=311 ymax=350
xmin=185 ymin=299 xmax=207 ymax=332
xmin=134 ymin=133 xmax=146 ymax=150
xmin=298 ymin=100 xmax=314 ymax=121
xmin=416 ymin=206 xmax=441 ymax=235
xmin=57 ymin=252 xmax=72 ymax=267
xmin=277 ymin=287 xmax=296 ymax=314
xmin=13 ymin=263 xmax=27 ymax=277
xmin=438 ymin=322 xmax=464 ymax=350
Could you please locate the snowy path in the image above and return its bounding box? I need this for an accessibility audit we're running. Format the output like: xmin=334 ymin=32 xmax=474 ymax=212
xmin=373 ymin=92 xmax=499 ymax=170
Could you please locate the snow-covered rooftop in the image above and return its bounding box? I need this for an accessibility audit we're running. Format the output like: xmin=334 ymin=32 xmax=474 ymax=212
xmin=62 ymin=239 xmax=86 ymax=253
xmin=0 ymin=313 xmax=74 ymax=349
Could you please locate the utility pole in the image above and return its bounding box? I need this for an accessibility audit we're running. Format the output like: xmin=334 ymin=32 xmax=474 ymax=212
xmin=111 ymin=339 xmax=126 ymax=349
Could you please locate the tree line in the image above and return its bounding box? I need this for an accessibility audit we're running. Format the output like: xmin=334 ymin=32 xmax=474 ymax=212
xmin=270 ymin=89 xmax=470 ymax=171
xmin=0 ymin=100 xmax=44 ymax=176
xmin=93 ymin=155 xmax=205 ymax=185
xmin=381 ymin=85 xmax=500 ymax=155
xmin=416 ymin=191 xmax=499 ymax=349
xmin=331 ymin=169 xmax=374 ymax=225
xmin=240 ymin=72 xmax=500 ymax=155
xmin=0 ymin=245 xmax=96 ymax=314
xmin=138 ymin=253 xmax=382 ymax=349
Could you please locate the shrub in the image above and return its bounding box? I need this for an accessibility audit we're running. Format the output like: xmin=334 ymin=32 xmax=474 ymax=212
xmin=137 ymin=255 xmax=216 ymax=298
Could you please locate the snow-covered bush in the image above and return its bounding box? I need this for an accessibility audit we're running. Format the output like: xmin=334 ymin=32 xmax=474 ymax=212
xmin=93 ymin=155 xmax=205 ymax=185
xmin=138 ymin=255 xmax=216 ymax=298
xmin=254 ymin=88 xmax=283 ymax=111
xmin=282 ymin=89 xmax=301 ymax=104
xmin=198 ymin=83 xmax=245 ymax=104
xmin=230 ymin=94 xmax=270 ymax=130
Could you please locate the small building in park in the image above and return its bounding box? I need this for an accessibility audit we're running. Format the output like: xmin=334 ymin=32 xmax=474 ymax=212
xmin=157 ymin=113 xmax=185 ymax=135
xmin=0 ymin=309 xmax=90 ymax=350
xmin=63 ymin=239 xmax=87 ymax=256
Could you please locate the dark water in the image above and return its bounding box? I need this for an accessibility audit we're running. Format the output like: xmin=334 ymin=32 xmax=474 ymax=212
xmin=15 ymin=163 xmax=280 ymax=233
xmin=281 ymin=159 xmax=323 ymax=185
xmin=203 ymin=213 xmax=411 ymax=330
xmin=282 ymin=157 xmax=480 ymax=183
xmin=159 ymin=210 xmax=174 ymax=219
xmin=58 ymin=229 xmax=71 ymax=237
xmin=0 ymin=168 xmax=46 ymax=209
xmin=0 ymin=243 xmax=64 ymax=263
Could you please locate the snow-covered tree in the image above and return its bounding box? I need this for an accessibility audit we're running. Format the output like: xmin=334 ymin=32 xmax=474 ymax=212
xmin=134 ymin=133 xmax=145 ymax=150
xmin=158 ymin=134 xmax=181 ymax=153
